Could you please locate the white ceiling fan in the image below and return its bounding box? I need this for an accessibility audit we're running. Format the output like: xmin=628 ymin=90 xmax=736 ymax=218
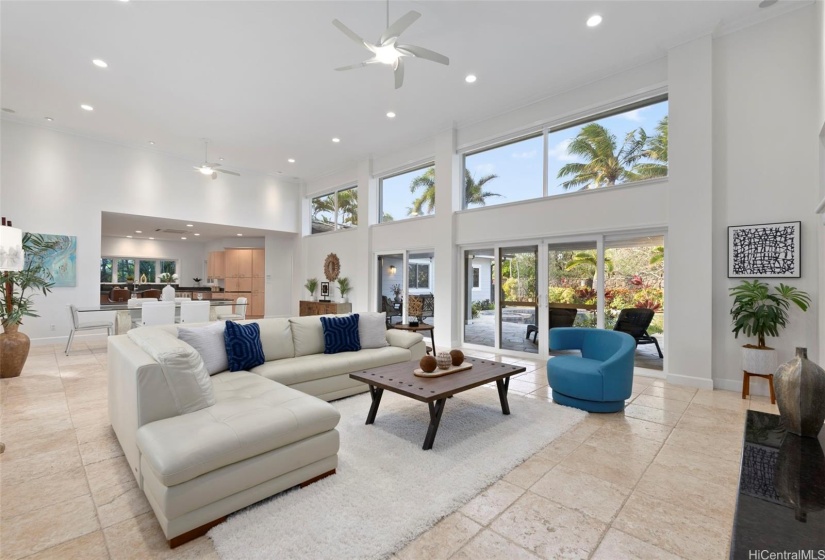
xmin=332 ymin=1 xmax=449 ymax=89
xmin=193 ymin=140 xmax=240 ymax=180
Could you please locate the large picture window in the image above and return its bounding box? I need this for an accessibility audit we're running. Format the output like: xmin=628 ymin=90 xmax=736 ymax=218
xmin=379 ymin=164 xmax=435 ymax=223
xmin=462 ymin=97 xmax=668 ymax=209
xmin=310 ymin=186 xmax=358 ymax=234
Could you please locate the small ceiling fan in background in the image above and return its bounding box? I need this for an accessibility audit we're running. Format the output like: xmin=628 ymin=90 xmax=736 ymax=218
xmin=333 ymin=0 xmax=449 ymax=89
xmin=193 ymin=139 xmax=240 ymax=180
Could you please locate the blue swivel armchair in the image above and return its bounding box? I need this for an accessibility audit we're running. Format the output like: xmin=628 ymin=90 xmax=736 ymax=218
xmin=546 ymin=328 xmax=636 ymax=412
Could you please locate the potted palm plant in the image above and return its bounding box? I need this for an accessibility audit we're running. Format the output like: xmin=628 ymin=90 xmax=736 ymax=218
xmin=729 ymin=279 xmax=810 ymax=375
xmin=304 ymin=278 xmax=318 ymax=301
xmin=1 ymin=233 xmax=57 ymax=378
xmin=337 ymin=277 xmax=352 ymax=303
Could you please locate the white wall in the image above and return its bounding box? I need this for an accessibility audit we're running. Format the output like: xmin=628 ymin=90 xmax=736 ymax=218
xmin=298 ymin=6 xmax=823 ymax=391
xmin=101 ymin=236 xmax=207 ymax=284
xmin=0 ymin=121 xmax=301 ymax=340
xmin=712 ymin=6 xmax=821 ymax=391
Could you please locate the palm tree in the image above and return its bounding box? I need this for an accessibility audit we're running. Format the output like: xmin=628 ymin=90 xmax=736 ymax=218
xmin=633 ymin=116 xmax=668 ymax=179
xmin=337 ymin=189 xmax=358 ymax=226
xmin=649 ymin=246 xmax=664 ymax=265
xmin=464 ymin=169 xmax=501 ymax=207
xmin=408 ymin=168 xmax=500 ymax=215
xmin=557 ymin=123 xmax=645 ymax=190
xmin=311 ymin=196 xmax=334 ymax=222
xmin=565 ymin=251 xmax=613 ymax=288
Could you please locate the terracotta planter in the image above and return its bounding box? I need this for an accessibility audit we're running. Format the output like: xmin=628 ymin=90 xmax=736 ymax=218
xmin=0 ymin=322 xmax=30 ymax=378
xmin=775 ymin=347 xmax=825 ymax=438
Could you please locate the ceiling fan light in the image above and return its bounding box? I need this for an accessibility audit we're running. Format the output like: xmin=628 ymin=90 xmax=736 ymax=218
xmin=198 ymin=166 xmax=214 ymax=175
xmin=373 ymin=45 xmax=401 ymax=65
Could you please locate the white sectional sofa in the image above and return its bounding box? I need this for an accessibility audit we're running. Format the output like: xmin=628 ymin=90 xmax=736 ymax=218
xmin=108 ymin=315 xmax=425 ymax=546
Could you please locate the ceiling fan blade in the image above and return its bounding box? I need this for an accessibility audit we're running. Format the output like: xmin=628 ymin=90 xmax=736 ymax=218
xmin=379 ymin=11 xmax=421 ymax=45
xmin=332 ymin=19 xmax=368 ymax=48
xmin=218 ymin=169 xmax=241 ymax=176
xmin=335 ymin=59 xmax=378 ymax=71
xmin=396 ymin=44 xmax=449 ymax=65
xmin=394 ymin=58 xmax=405 ymax=90
xmin=206 ymin=162 xmax=222 ymax=168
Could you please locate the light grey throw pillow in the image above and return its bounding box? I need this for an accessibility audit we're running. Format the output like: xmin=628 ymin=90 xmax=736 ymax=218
xmin=178 ymin=321 xmax=229 ymax=375
xmin=358 ymin=312 xmax=389 ymax=349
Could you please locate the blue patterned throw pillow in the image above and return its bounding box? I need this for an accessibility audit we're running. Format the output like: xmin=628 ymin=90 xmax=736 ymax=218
xmin=224 ymin=321 xmax=265 ymax=372
xmin=320 ymin=314 xmax=361 ymax=354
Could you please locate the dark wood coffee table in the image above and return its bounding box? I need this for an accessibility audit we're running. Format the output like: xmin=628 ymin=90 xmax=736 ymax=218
xmin=349 ymin=357 xmax=526 ymax=450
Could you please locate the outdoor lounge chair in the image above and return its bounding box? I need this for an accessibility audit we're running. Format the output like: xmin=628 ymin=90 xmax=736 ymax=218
xmin=526 ymin=307 xmax=578 ymax=345
xmin=382 ymin=296 xmax=402 ymax=326
xmin=613 ymin=308 xmax=663 ymax=358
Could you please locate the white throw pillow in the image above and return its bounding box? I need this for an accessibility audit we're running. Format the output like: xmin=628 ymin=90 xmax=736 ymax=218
xmin=128 ymin=327 xmax=215 ymax=414
xmin=178 ymin=322 xmax=229 ymax=375
xmin=358 ymin=312 xmax=389 ymax=349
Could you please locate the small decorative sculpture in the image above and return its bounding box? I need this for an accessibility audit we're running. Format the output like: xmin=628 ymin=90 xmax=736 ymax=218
xmin=450 ymin=349 xmax=465 ymax=367
xmin=324 ymin=253 xmax=341 ymax=281
xmin=436 ymin=352 xmax=452 ymax=370
xmin=775 ymin=347 xmax=825 ymax=437
xmin=419 ymin=355 xmax=437 ymax=373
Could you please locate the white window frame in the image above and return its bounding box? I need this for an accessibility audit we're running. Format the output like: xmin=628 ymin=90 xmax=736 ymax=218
xmin=309 ymin=185 xmax=358 ymax=235
xmin=102 ymin=257 xmax=179 ymax=284
xmin=377 ymin=162 xmax=435 ymax=224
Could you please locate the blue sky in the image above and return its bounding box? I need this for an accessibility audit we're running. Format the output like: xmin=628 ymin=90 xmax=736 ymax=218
xmin=378 ymin=100 xmax=667 ymax=220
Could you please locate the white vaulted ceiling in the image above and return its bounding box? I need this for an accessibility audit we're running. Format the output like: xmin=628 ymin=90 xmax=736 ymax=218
xmin=0 ymin=1 xmax=808 ymax=181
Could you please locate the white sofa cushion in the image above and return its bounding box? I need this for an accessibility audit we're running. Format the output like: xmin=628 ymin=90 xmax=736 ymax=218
xmin=135 ymin=371 xmax=340 ymax=487
xmin=177 ymin=322 xmax=229 ymax=375
xmin=385 ymin=329 xmax=425 ymax=349
xmin=241 ymin=318 xmax=294 ymax=361
xmin=289 ymin=316 xmax=327 ymax=357
xmin=358 ymin=312 xmax=389 ymax=349
xmin=127 ymin=327 xmax=215 ymax=415
xmin=251 ymin=346 xmax=412 ymax=386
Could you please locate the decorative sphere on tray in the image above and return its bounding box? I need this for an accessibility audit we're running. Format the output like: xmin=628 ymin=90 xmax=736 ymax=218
xmin=419 ymin=355 xmax=437 ymax=373
xmin=436 ymin=352 xmax=452 ymax=370
xmin=449 ymin=349 xmax=465 ymax=366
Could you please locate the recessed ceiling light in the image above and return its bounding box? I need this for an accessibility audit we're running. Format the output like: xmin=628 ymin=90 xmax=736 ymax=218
xmin=586 ymin=14 xmax=602 ymax=27
xmin=186 ymin=224 xmax=193 ymax=227
xmin=148 ymin=141 xmax=155 ymax=145
xmin=332 ymin=137 xmax=340 ymax=143
xmin=92 ymin=59 xmax=108 ymax=68
xmin=149 ymin=237 xmax=155 ymax=240
xmin=44 ymin=117 xmax=54 ymax=122
xmin=81 ymin=104 xmax=94 ymax=111
xmin=1 ymin=108 xmax=16 ymax=113
xmin=126 ymin=235 xmax=132 ymax=238
xmin=287 ymin=158 xmax=296 ymax=163
xmin=758 ymin=0 xmax=778 ymax=6
xmin=181 ymin=237 xmax=187 ymax=240
xmin=194 ymin=233 xmax=200 ymax=236
xmin=237 ymin=233 xmax=243 ymax=237
xmin=386 ymin=111 xmax=396 ymax=118
xmin=465 ymin=74 xmax=477 ymax=83
xmin=135 ymin=230 xmax=142 ymax=233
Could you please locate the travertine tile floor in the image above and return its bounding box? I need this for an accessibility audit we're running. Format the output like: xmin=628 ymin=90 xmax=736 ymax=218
xmin=0 ymin=339 xmax=777 ymax=559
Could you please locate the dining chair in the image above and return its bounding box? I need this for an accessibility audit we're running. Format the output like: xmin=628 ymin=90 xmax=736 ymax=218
xmin=140 ymin=301 xmax=176 ymax=326
xmin=217 ymin=297 xmax=247 ymax=321
xmin=65 ymin=304 xmax=114 ymax=355
xmin=109 ymin=287 xmax=131 ymax=302
xmin=178 ymin=300 xmax=210 ymax=324
xmin=139 ymin=289 xmax=161 ymax=300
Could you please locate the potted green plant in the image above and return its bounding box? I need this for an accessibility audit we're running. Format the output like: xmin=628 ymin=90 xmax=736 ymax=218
xmin=1 ymin=233 xmax=58 ymax=378
xmin=337 ymin=277 xmax=352 ymax=303
xmin=729 ymin=279 xmax=810 ymax=375
xmin=304 ymin=278 xmax=318 ymax=301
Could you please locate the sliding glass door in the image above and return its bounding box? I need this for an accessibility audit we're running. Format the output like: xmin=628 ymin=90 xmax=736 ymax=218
xmin=499 ymin=245 xmax=538 ymax=354
xmin=463 ymin=248 xmax=496 ymax=348
xmin=377 ymin=254 xmax=404 ymax=325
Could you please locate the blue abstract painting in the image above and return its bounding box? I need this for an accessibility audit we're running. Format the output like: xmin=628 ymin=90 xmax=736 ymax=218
xmin=27 ymin=234 xmax=77 ymax=287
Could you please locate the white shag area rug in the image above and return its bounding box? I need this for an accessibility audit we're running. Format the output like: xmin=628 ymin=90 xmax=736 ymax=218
xmin=209 ymin=385 xmax=586 ymax=560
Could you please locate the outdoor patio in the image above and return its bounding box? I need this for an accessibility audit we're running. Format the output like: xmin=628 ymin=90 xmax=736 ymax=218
xmin=463 ymin=311 xmax=664 ymax=370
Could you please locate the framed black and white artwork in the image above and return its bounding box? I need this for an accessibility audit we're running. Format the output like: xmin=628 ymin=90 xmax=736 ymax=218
xmin=728 ymin=221 xmax=801 ymax=278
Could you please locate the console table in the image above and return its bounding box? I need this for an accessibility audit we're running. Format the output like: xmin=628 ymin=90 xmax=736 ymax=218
xmin=299 ymin=300 xmax=351 ymax=316
xmin=729 ymin=410 xmax=824 ymax=559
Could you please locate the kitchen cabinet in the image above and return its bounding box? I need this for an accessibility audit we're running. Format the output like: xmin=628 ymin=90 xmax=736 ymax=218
xmin=207 ymin=251 xmax=225 ymax=279
xmin=225 ymin=248 xmax=264 ymax=319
